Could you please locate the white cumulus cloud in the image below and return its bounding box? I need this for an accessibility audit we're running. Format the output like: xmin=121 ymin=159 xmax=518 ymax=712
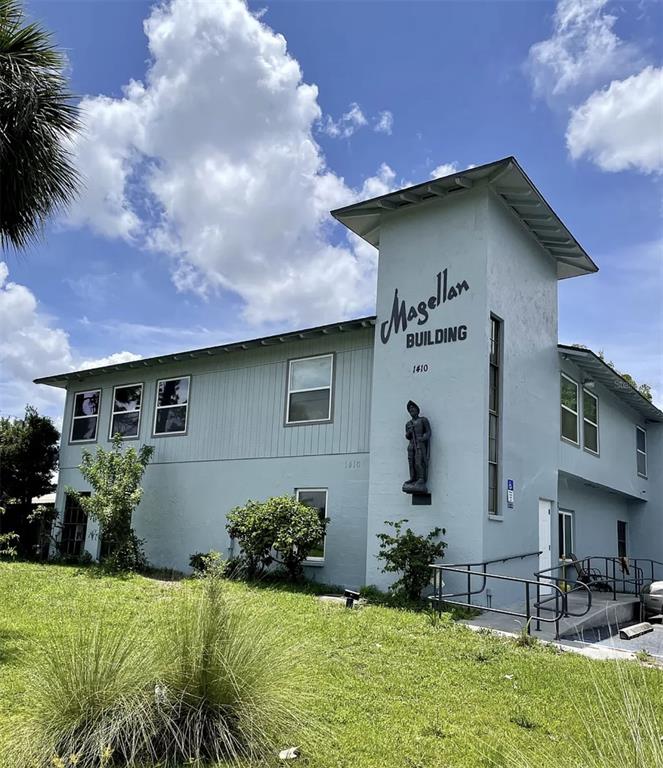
xmin=566 ymin=66 xmax=663 ymax=174
xmin=373 ymin=110 xmax=393 ymax=135
xmin=321 ymin=102 xmax=367 ymax=138
xmin=430 ymin=163 xmax=459 ymax=178
xmin=527 ymin=0 xmax=642 ymax=101
xmin=64 ymin=0 xmax=400 ymax=327
xmin=0 ymin=263 xmax=141 ymax=422
xmin=79 ymin=351 xmax=143 ymax=370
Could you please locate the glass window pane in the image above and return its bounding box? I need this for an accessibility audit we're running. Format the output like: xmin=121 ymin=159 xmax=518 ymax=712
xmin=158 ymin=378 xmax=189 ymax=407
xmin=114 ymin=385 xmax=142 ymax=412
xmin=558 ymin=516 xmax=564 ymax=558
xmin=561 ymin=408 xmax=578 ymax=442
xmin=636 ymin=428 xmax=646 ymax=453
xmin=74 ymin=391 xmax=99 ymax=417
xmin=288 ymin=389 xmax=330 ymax=422
xmin=637 ymin=451 xmax=647 ymax=477
xmin=155 ymin=405 xmax=187 ymax=434
xmin=111 ymin=412 xmax=140 ymax=438
xmin=583 ymin=391 xmax=597 ymax=423
xmin=72 ymin=416 xmax=97 ymax=441
xmin=297 ymin=490 xmax=326 ymax=559
xmin=564 ymin=516 xmax=573 ymax=557
xmin=290 ymin=357 xmax=332 ymax=391
xmin=584 ymin=422 xmax=598 ymax=452
xmin=561 ymin=377 xmax=577 ymax=412
xmin=297 ymin=490 xmax=327 ymax=514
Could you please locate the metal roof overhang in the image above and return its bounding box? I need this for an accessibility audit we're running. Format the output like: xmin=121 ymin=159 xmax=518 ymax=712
xmin=558 ymin=344 xmax=663 ymax=423
xmin=331 ymin=156 xmax=598 ymax=280
xmin=34 ymin=316 xmax=377 ymax=389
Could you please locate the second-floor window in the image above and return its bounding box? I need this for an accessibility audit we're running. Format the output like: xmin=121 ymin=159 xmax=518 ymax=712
xmin=109 ymin=383 xmax=143 ymax=439
xmin=154 ymin=376 xmax=190 ymax=435
xmin=582 ymin=388 xmax=599 ymax=454
xmin=560 ymin=374 xmax=578 ymax=444
xmin=636 ymin=426 xmax=647 ymax=478
xmin=70 ymin=390 xmax=101 ymax=443
xmin=286 ymin=354 xmax=333 ymax=424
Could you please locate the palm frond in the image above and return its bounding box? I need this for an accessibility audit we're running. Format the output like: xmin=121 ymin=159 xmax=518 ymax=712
xmin=0 ymin=0 xmax=81 ymax=250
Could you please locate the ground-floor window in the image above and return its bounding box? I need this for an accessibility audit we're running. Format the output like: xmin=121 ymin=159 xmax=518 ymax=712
xmin=295 ymin=488 xmax=327 ymax=561
xmin=60 ymin=493 xmax=90 ymax=557
xmin=617 ymin=520 xmax=628 ymax=559
xmin=558 ymin=509 xmax=574 ymax=560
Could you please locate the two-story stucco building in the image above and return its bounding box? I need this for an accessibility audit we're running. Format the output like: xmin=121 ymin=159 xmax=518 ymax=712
xmin=35 ymin=157 xmax=662 ymax=596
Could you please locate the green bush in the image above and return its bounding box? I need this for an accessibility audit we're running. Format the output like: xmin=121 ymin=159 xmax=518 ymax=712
xmin=227 ymin=495 xmax=327 ymax=581
xmin=376 ymin=519 xmax=446 ymax=602
xmin=9 ymin=579 xmax=307 ymax=767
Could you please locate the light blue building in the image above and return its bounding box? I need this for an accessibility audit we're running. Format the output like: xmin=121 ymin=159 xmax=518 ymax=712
xmin=36 ymin=157 xmax=662 ymax=598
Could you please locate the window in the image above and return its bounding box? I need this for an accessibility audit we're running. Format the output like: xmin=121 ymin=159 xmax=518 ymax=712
xmin=60 ymin=493 xmax=89 ymax=557
xmin=488 ymin=316 xmax=501 ymax=515
xmin=286 ymin=355 xmax=333 ymax=424
xmin=560 ymin=374 xmax=579 ymax=444
xmin=296 ymin=488 xmax=327 ymax=561
xmin=617 ymin=520 xmax=628 ymax=559
xmin=109 ymin=383 xmax=143 ymax=439
xmin=636 ymin=426 xmax=647 ymax=477
xmin=582 ymin=388 xmax=599 ymax=454
xmin=558 ymin=509 xmax=574 ymax=561
xmin=154 ymin=376 xmax=190 ymax=435
xmin=70 ymin=390 xmax=101 ymax=443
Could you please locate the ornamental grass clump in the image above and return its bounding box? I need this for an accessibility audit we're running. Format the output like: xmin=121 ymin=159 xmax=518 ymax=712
xmin=9 ymin=578 xmax=308 ymax=767
xmin=9 ymin=620 xmax=156 ymax=767
xmin=149 ymin=576 xmax=307 ymax=764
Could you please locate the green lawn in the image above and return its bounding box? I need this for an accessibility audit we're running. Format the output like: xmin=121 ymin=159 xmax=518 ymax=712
xmin=0 ymin=562 xmax=661 ymax=767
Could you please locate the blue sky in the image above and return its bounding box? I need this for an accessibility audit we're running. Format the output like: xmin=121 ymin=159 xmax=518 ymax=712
xmin=1 ymin=0 xmax=661 ymax=422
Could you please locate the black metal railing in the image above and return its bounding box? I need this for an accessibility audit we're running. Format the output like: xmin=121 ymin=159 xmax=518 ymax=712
xmin=429 ymin=550 xmax=578 ymax=639
xmin=535 ymin=556 xmax=649 ymax=602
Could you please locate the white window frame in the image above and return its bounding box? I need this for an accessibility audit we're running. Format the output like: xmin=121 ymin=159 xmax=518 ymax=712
xmin=582 ymin=387 xmax=599 ymax=455
xmin=296 ymin=487 xmax=328 ymax=562
xmin=560 ymin=373 xmax=579 ymax=445
xmin=286 ymin=354 xmax=334 ymax=425
xmin=153 ymin=375 xmax=191 ymax=436
xmin=69 ymin=389 xmax=101 ymax=444
xmin=558 ymin=509 xmax=574 ymax=561
xmin=636 ymin=426 xmax=647 ymax=478
xmin=109 ymin=383 xmax=143 ymax=440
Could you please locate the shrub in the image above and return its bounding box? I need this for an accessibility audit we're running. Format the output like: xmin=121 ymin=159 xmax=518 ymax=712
xmin=376 ymin=519 xmax=446 ymax=602
xmin=226 ymin=499 xmax=276 ymax=578
xmin=227 ymin=495 xmax=327 ymax=581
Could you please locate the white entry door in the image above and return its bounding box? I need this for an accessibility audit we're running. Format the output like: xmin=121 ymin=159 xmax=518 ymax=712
xmin=538 ymin=499 xmax=553 ymax=594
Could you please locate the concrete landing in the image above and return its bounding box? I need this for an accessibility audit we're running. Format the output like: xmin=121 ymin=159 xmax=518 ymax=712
xmin=462 ymin=592 xmax=640 ymax=642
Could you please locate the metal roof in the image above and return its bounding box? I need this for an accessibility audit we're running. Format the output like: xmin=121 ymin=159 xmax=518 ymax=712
xmin=558 ymin=344 xmax=663 ymax=423
xmin=34 ymin=316 xmax=377 ymax=389
xmin=331 ymin=156 xmax=598 ymax=280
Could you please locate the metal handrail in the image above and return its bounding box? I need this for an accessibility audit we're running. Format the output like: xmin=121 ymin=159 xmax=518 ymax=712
xmin=443 ymin=549 xmax=542 ymax=569
xmin=430 ymin=563 xmax=568 ymax=639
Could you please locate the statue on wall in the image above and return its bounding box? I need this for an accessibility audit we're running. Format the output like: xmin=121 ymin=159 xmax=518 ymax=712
xmin=402 ymin=400 xmax=431 ymax=495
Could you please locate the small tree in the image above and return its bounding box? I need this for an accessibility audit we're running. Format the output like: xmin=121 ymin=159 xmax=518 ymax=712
xmin=0 ymin=406 xmax=59 ymax=511
xmin=376 ymin=519 xmax=446 ymax=602
xmin=67 ymin=434 xmax=153 ymax=572
xmin=226 ymin=495 xmax=327 ymax=581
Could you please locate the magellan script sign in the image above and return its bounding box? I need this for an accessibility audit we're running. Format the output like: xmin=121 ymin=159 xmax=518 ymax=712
xmin=380 ymin=268 xmax=470 ymax=347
